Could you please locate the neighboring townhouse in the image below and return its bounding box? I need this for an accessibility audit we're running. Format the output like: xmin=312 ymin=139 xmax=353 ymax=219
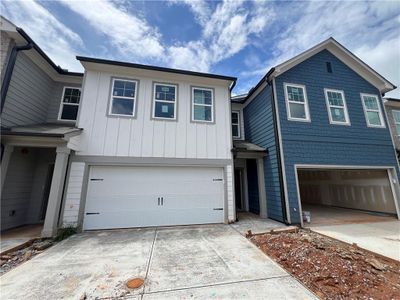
xmin=0 ymin=17 xmax=84 ymax=236
xmin=233 ymin=38 xmax=400 ymax=226
xmin=384 ymin=98 xmax=400 ymax=157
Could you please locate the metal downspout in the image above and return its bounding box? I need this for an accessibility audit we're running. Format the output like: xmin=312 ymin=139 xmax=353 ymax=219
xmin=0 ymin=42 xmax=33 ymax=113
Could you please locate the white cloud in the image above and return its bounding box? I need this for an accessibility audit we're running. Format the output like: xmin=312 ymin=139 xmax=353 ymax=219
xmin=355 ymin=37 xmax=400 ymax=97
xmin=1 ymin=0 xmax=84 ymax=71
xmin=60 ymin=0 xmax=164 ymax=61
xmin=168 ymin=0 xmax=275 ymax=71
xmin=239 ymin=1 xmax=400 ymax=96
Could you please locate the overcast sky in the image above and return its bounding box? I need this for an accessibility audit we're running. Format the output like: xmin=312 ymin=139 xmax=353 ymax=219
xmin=2 ymin=0 xmax=400 ymax=97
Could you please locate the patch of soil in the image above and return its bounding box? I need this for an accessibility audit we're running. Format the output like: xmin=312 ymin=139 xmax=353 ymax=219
xmin=250 ymin=230 xmax=400 ymax=300
xmin=0 ymin=239 xmax=53 ymax=275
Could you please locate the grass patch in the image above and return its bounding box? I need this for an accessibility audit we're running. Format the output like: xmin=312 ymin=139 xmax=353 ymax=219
xmin=54 ymin=227 xmax=77 ymax=242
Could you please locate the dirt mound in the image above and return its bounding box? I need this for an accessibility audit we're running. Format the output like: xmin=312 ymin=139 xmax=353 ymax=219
xmin=251 ymin=230 xmax=400 ymax=299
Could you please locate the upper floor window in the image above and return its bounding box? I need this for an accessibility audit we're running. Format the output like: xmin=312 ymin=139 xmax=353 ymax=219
xmin=392 ymin=110 xmax=400 ymax=136
xmin=324 ymin=89 xmax=350 ymax=125
xmin=58 ymin=87 xmax=81 ymax=121
xmin=109 ymin=78 xmax=137 ymax=117
xmin=361 ymin=94 xmax=385 ymax=128
xmin=153 ymin=83 xmax=177 ymax=120
xmin=284 ymin=83 xmax=310 ymax=122
xmin=232 ymin=111 xmax=240 ymax=138
xmin=192 ymin=87 xmax=214 ymax=122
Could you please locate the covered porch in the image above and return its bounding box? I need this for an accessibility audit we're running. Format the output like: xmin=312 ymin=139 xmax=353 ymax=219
xmin=1 ymin=124 xmax=81 ymax=238
xmin=232 ymin=140 xmax=268 ymax=221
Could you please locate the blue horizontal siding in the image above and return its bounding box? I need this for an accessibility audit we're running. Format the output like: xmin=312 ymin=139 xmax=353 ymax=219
xmin=274 ymin=49 xmax=399 ymax=223
xmin=244 ymin=85 xmax=284 ymax=222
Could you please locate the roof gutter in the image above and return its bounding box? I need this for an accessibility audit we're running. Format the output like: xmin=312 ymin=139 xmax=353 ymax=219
xmin=16 ymin=28 xmax=83 ymax=77
xmin=0 ymin=40 xmax=33 ymax=113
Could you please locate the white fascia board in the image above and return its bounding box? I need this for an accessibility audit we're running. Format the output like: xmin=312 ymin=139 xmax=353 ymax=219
xmin=268 ymin=38 xmax=396 ymax=94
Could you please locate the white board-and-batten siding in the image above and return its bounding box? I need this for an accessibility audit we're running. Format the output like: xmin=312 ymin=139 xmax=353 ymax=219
xmin=62 ymin=162 xmax=85 ymax=227
xmin=75 ymin=70 xmax=233 ymax=160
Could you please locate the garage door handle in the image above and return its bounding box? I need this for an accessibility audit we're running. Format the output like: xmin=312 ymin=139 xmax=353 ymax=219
xmin=161 ymin=197 xmax=164 ymax=206
xmin=158 ymin=197 xmax=160 ymax=206
xmin=86 ymin=212 xmax=100 ymax=215
xmin=213 ymin=208 xmax=223 ymax=211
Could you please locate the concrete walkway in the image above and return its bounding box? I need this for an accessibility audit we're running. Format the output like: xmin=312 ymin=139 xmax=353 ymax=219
xmin=0 ymin=225 xmax=316 ymax=299
xmin=230 ymin=212 xmax=286 ymax=235
xmin=312 ymin=220 xmax=400 ymax=261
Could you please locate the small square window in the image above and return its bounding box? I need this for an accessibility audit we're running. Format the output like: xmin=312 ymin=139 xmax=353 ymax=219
xmin=392 ymin=110 xmax=400 ymax=136
xmin=232 ymin=111 xmax=240 ymax=138
xmin=192 ymin=87 xmax=214 ymax=122
xmin=361 ymin=94 xmax=385 ymax=128
xmin=284 ymin=83 xmax=310 ymax=121
xmin=58 ymin=87 xmax=81 ymax=121
xmin=109 ymin=79 xmax=137 ymax=117
xmin=324 ymin=89 xmax=350 ymax=125
xmin=153 ymin=83 xmax=177 ymax=120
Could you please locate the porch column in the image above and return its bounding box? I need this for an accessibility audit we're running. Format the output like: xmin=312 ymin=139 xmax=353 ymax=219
xmin=257 ymin=158 xmax=268 ymax=218
xmin=1 ymin=145 xmax=14 ymax=192
xmin=42 ymin=146 xmax=70 ymax=237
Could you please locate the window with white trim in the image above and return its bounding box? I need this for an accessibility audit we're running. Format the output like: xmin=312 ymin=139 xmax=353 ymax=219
xmin=232 ymin=111 xmax=240 ymax=138
xmin=361 ymin=94 xmax=385 ymax=128
xmin=58 ymin=87 xmax=81 ymax=121
xmin=392 ymin=110 xmax=400 ymax=136
xmin=109 ymin=78 xmax=137 ymax=116
xmin=153 ymin=83 xmax=177 ymax=119
xmin=324 ymin=89 xmax=350 ymax=125
xmin=192 ymin=87 xmax=213 ymax=122
xmin=284 ymin=83 xmax=310 ymax=121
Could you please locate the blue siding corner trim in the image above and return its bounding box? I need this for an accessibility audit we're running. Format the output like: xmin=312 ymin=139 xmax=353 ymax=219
xmin=275 ymin=49 xmax=399 ymax=223
xmin=244 ymin=85 xmax=284 ymax=222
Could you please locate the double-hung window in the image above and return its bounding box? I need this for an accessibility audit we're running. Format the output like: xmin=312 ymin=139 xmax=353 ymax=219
xmin=192 ymin=87 xmax=214 ymax=122
xmin=392 ymin=110 xmax=400 ymax=136
xmin=284 ymin=83 xmax=310 ymax=121
xmin=361 ymin=94 xmax=385 ymax=128
xmin=232 ymin=111 xmax=240 ymax=138
xmin=324 ymin=89 xmax=350 ymax=125
xmin=153 ymin=83 xmax=177 ymax=119
xmin=109 ymin=78 xmax=137 ymax=117
xmin=58 ymin=87 xmax=81 ymax=121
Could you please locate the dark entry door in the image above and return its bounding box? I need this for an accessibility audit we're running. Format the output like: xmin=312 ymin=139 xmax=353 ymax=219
xmin=234 ymin=169 xmax=242 ymax=210
xmin=40 ymin=164 xmax=54 ymax=220
xmin=246 ymin=159 xmax=260 ymax=214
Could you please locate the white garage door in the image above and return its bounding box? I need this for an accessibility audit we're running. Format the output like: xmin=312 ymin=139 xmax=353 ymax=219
xmin=83 ymin=166 xmax=225 ymax=230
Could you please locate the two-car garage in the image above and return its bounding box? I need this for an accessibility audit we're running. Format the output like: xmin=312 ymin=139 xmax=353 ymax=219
xmin=83 ymin=166 xmax=225 ymax=230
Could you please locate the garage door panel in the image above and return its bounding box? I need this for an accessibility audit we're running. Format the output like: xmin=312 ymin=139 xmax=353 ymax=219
xmin=83 ymin=166 xmax=225 ymax=230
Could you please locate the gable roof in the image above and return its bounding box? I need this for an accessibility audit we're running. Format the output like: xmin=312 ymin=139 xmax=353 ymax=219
xmin=243 ymin=37 xmax=396 ymax=104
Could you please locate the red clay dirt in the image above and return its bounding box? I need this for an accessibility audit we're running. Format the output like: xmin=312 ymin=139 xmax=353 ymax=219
xmin=250 ymin=229 xmax=400 ymax=300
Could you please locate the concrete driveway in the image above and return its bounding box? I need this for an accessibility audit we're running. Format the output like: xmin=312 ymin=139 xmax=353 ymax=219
xmin=0 ymin=225 xmax=316 ymax=299
xmin=311 ymin=220 xmax=400 ymax=261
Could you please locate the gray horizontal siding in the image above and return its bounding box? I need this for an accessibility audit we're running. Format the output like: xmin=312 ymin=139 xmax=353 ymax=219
xmin=1 ymin=51 xmax=82 ymax=127
xmin=2 ymin=52 xmax=53 ymax=127
xmin=1 ymin=147 xmax=36 ymax=230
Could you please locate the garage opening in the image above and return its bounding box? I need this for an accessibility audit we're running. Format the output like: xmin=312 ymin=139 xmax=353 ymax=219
xmin=297 ymin=168 xmax=399 ymax=226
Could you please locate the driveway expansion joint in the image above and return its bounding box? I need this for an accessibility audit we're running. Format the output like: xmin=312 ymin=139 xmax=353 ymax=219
xmin=134 ymin=274 xmax=291 ymax=297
